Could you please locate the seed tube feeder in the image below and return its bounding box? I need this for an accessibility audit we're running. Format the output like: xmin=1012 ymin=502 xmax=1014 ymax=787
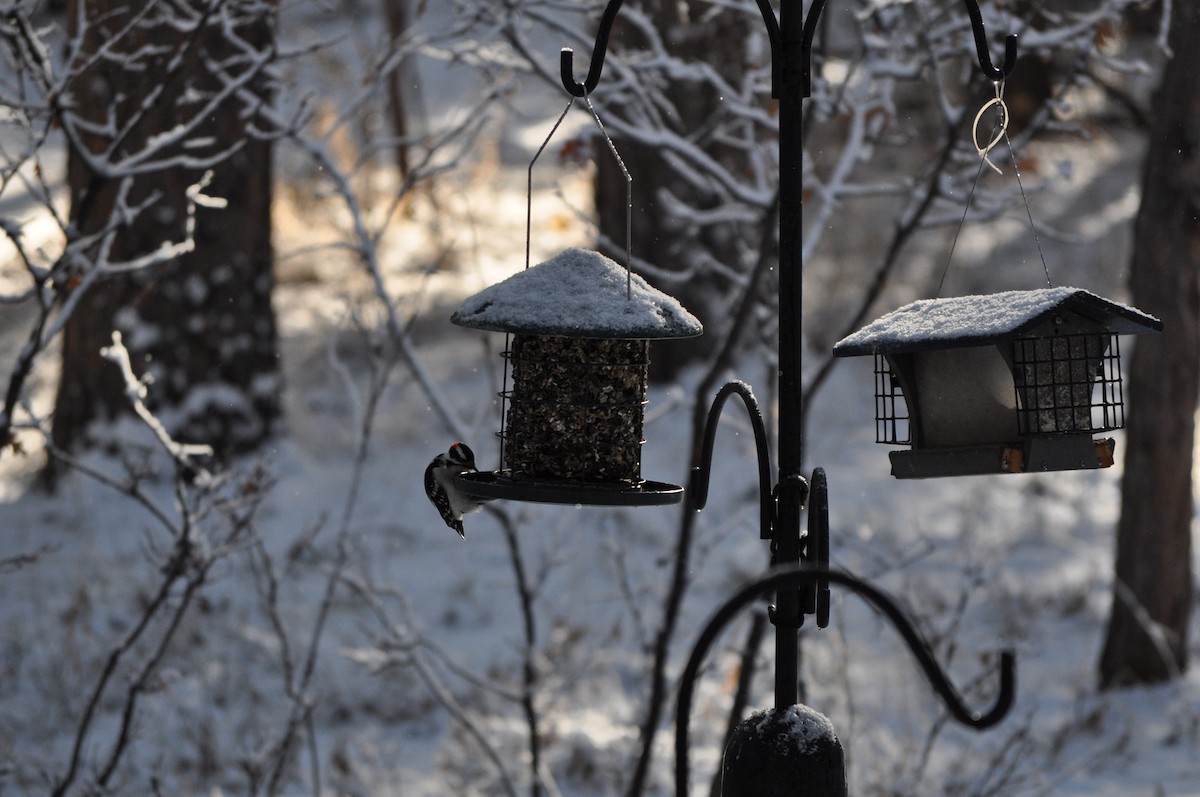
xmin=450 ymin=247 xmax=702 ymax=505
xmin=832 ymin=288 xmax=1162 ymax=479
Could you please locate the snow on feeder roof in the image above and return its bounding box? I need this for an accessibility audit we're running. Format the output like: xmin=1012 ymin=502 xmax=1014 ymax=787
xmin=833 ymin=287 xmax=1161 ymax=356
xmin=832 ymin=288 xmax=1163 ymax=479
xmin=451 ymin=247 xmax=702 ymax=339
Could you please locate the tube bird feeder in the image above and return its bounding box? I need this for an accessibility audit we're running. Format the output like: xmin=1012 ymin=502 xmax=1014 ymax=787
xmin=451 ymin=247 xmax=702 ymax=505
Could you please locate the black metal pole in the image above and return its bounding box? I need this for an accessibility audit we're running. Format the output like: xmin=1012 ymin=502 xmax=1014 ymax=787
xmin=561 ymin=1 xmax=1021 ymax=785
xmin=772 ymin=0 xmax=809 ymax=712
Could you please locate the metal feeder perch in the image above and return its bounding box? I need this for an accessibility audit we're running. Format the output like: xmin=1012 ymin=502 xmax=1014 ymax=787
xmin=450 ymin=247 xmax=702 ymax=505
xmin=832 ymin=287 xmax=1162 ymax=479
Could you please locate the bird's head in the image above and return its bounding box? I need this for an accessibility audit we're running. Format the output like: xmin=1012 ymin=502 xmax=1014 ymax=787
xmin=448 ymin=442 xmax=477 ymax=468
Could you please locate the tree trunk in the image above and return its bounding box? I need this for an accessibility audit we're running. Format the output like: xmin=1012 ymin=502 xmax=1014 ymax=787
xmin=384 ymin=0 xmax=416 ymax=180
xmin=52 ymin=1 xmax=281 ymax=464
xmin=1098 ymin=1 xmax=1199 ymax=688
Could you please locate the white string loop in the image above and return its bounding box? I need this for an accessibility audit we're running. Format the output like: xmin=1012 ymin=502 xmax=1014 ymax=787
xmin=972 ymin=81 xmax=1009 ymax=175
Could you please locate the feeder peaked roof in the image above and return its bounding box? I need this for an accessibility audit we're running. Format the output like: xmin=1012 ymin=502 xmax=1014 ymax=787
xmin=833 ymin=287 xmax=1163 ymax=357
xmin=451 ymin=247 xmax=703 ymax=339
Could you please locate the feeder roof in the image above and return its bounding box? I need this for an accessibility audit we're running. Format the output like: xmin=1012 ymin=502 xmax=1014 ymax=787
xmin=833 ymin=287 xmax=1163 ymax=357
xmin=451 ymin=247 xmax=703 ymax=339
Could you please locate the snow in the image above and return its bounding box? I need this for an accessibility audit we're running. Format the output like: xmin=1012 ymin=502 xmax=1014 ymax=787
xmin=450 ymin=247 xmax=704 ymax=339
xmin=6 ymin=312 xmax=1197 ymax=795
xmin=749 ymin=704 xmax=839 ymax=755
xmin=833 ymin=287 xmax=1164 ymax=356
xmin=1 ymin=2 xmax=1198 ymax=796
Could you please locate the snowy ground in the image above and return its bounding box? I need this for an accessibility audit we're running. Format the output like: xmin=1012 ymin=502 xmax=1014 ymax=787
xmin=2 ymin=4 xmax=1199 ymax=795
xmin=4 ymin=167 xmax=1199 ymax=794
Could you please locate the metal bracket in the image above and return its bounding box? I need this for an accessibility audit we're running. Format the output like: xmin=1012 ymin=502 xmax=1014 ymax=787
xmin=689 ymin=381 xmax=774 ymax=541
xmin=561 ymin=0 xmax=1018 ymax=101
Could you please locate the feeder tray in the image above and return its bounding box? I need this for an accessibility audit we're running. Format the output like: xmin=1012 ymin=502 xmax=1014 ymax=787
xmin=451 ymin=248 xmax=702 ymax=505
xmin=833 ymin=287 xmax=1163 ymax=478
xmin=455 ymin=471 xmax=685 ymax=506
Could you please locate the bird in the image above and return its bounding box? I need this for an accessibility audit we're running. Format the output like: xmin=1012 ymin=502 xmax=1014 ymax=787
xmin=424 ymin=442 xmax=488 ymax=538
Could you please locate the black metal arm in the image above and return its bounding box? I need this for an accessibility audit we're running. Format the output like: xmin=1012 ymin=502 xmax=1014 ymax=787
xmin=559 ymin=0 xmax=626 ymax=96
xmin=560 ymin=0 xmax=1018 ymax=99
xmin=963 ymin=0 xmax=1020 ymax=81
xmin=689 ymin=381 xmax=774 ymax=541
xmin=673 ymin=565 xmax=1017 ymax=796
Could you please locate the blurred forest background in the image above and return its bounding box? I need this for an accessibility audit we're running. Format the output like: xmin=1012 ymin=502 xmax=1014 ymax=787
xmin=1 ymin=1 xmax=1197 ymax=795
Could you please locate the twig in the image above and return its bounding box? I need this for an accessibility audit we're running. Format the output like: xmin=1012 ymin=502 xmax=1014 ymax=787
xmin=0 ymin=543 xmax=59 ymax=574
xmin=489 ymin=505 xmax=544 ymax=797
xmin=339 ymin=572 xmax=523 ymax=797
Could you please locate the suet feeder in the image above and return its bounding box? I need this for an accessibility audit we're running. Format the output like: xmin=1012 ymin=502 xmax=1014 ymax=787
xmin=450 ymin=247 xmax=702 ymax=505
xmin=832 ymin=287 xmax=1162 ymax=479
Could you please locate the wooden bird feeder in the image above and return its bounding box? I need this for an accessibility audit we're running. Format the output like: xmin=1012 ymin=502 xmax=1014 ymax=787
xmin=450 ymin=247 xmax=702 ymax=505
xmin=832 ymin=288 xmax=1162 ymax=479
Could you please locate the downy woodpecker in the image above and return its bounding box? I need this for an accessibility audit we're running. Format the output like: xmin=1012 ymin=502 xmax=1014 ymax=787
xmin=424 ymin=442 xmax=487 ymax=538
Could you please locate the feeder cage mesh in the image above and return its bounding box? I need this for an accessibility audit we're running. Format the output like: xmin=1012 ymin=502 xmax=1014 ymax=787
xmin=503 ymin=335 xmax=649 ymax=482
xmin=874 ymin=354 xmax=911 ymax=445
xmin=1012 ymin=333 xmax=1124 ymax=435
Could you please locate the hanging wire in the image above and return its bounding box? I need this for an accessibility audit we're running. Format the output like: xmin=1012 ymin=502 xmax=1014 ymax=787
xmin=505 ymin=91 xmax=636 ymax=469
xmin=936 ymin=91 xmax=999 ymax=297
xmin=937 ymin=80 xmax=1053 ymax=296
xmin=501 ymin=96 xmax=578 ymax=472
xmin=584 ymin=94 xmax=634 ymax=299
xmin=523 ymin=93 xmax=634 ymax=297
xmin=526 ymin=97 xmax=577 ymax=270
xmin=1004 ymin=116 xmax=1054 ymax=288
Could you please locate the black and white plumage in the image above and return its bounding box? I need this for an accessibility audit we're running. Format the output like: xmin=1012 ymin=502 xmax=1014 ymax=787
xmin=424 ymin=442 xmax=487 ymax=538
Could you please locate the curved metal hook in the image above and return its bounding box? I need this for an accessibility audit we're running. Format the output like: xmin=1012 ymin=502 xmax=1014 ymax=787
xmin=562 ymin=0 xmax=785 ymax=97
xmin=564 ymin=0 xmax=1016 ymax=100
xmin=560 ymin=0 xmax=625 ymax=96
xmin=962 ymin=0 xmax=1019 ymax=81
xmin=798 ymin=0 xmax=1016 ymax=95
xmin=674 ymin=566 xmax=1016 ymax=797
xmin=689 ymin=381 xmax=774 ymax=542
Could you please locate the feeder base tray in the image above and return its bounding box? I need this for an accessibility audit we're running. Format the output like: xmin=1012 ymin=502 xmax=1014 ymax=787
xmin=889 ymin=436 xmax=1115 ymax=479
xmin=456 ymin=471 xmax=684 ymax=506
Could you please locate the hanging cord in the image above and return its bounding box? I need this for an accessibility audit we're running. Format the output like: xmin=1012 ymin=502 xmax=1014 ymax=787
xmin=584 ymin=94 xmax=634 ymax=298
xmin=526 ymin=97 xmax=576 ymax=270
xmin=937 ymin=81 xmax=1053 ymax=296
xmin=524 ymin=93 xmax=633 ymax=296
xmin=936 ymin=88 xmax=999 ymax=297
xmin=972 ymin=81 xmax=1009 ymax=175
xmin=1003 ymin=108 xmax=1053 ymax=287
xmin=937 ymin=122 xmax=995 ymax=297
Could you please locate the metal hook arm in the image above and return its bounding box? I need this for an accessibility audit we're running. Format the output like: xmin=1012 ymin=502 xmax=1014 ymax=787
xmin=962 ymin=0 xmax=1019 ymax=81
xmin=561 ymin=0 xmax=781 ymax=94
xmin=563 ymin=0 xmax=1016 ymax=100
xmin=560 ymin=0 xmax=625 ymax=96
xmin=690 ymin=381 xmax=774 ymax=541
xmin=674 ymin=566 xmax=1016 ymax=796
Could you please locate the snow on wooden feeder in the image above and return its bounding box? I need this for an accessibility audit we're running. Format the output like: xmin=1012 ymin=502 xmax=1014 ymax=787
xmin=832 ymin=288 xmax=1162 ymax=479
xmin=450 ymin=247 xmax=702 ymax=505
